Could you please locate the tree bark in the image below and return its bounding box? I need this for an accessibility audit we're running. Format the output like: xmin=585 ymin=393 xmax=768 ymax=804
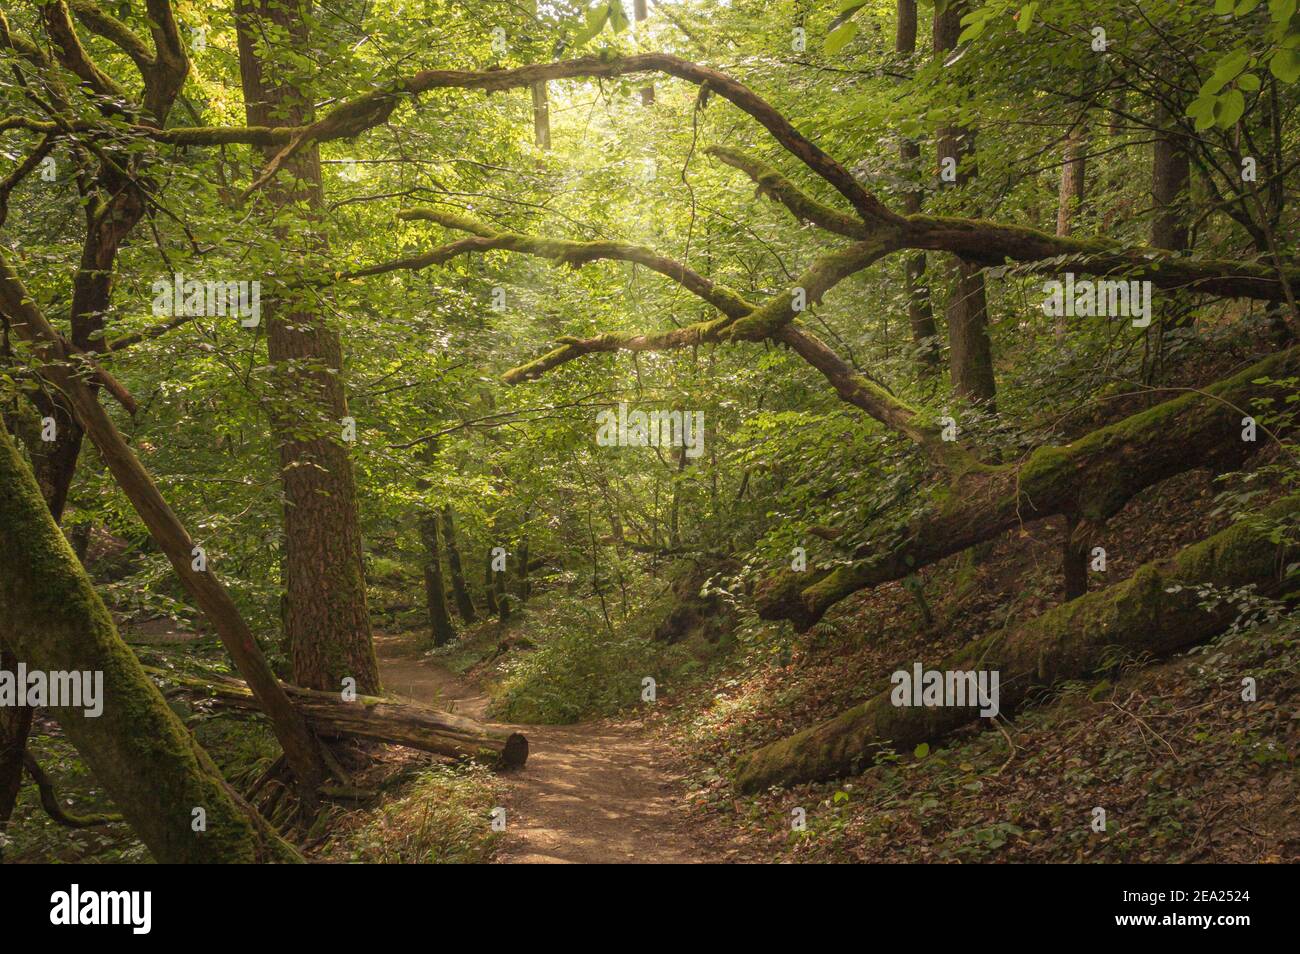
xmin=420 ymin=512 xmax=456 ymax=647
xmin=441 ymin=506 xmax=478 ymax=623
xmin=0 ymin=643 xmax=32 ymax=846
xmin=634 ymin=0 xmax=655 ymax=105
xmin=935 ymin=0 xmax=996 ymax=407
xmin=945 ymin=259 xmax=997 ymax=407
xmin=897 ymin=0 xmax=938 ymax=368
xmin=531 ymin=81 xmax=551 ymax=151
xmin=1152 ymin=100 xmax=1191 ymax=254
xmin=516 ymin=516 xmax=531 ymax=604
xmin=483 ymin=545 xmax=500 ymax=615
xmin=1056 ymin=126 xmax=1088 ymax=238
xmin=0 ymin=425 xmax=298 ymax=861
xmin=528 ymin=0 xmax=552 ymax=148
xmin=736 ymin=495 xmax=1299 ymax=791
xmin=235 ymin=0 xmax=379 ymax=694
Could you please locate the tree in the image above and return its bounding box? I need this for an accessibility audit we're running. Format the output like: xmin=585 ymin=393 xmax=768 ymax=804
xmin=234 ymin=0 xmax=380 ymax=694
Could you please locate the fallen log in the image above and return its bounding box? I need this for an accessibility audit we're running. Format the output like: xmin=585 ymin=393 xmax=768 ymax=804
xmin=155 ymin=669 xmax=528 ymax=769
xmin=735 ymin=495 xmax=1299 ymax=792
xmin=756 ymin=345 xmax=1300 ymax=629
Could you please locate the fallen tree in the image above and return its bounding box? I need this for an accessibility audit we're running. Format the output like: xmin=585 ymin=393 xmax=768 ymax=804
xmin=0 ymin=249 xmax=328 ymax=798
xmin=756 ymin=345 xmax=1300 ymax=629
xmin=0 ymin=424 xmax=298 ymax=862
xmin=157 ymin=670 xmax=529 ymax=770
xmin=734 ymin=495 xmax=1299 ymax=792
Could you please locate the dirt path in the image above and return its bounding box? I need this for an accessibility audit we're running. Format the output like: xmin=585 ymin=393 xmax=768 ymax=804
xmin=373 ymin=634 xmax=706 ymax=864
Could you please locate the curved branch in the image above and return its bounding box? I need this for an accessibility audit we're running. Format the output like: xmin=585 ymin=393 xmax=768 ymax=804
xmin=390 ymin=207 xmax=755 ymax=319
xmin=156 ymin=52 xmax=899 ymax=225
xmin=39 ymin=0 xmax=128 ymax=106
xmin=706 ymin=145 xmax=870 ymax=239
xmin=24 ymin=751 xmax=124 ymax=828
xmin=709 ymin=144 xmax=1300 ymax=303
xmin=380 ymin=210 xmax=953 ymax=461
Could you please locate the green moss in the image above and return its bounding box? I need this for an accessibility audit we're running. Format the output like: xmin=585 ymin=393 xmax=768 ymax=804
xmin=0 ymin=427 xmax=296 ymax=863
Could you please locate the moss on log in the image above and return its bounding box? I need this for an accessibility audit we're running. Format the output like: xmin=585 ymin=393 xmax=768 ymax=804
xmin=757 ymin=346 xmax=1299 ymax=629
xmin=735 ymin=495 xmax=1299 ymax=792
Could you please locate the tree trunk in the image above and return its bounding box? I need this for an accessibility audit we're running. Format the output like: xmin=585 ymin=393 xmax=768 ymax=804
xmin=0 ymin=644 xmax=33 ymax=848
xmin=897 ymin=0 xmax=938 ymax=368
xmin=1054 ymin=123 xmax=1089 ymax=337
xmin=736 ymin=495 xmax=1299 ymax=791
xmin=945 ymin=259 xmax=997 ymax=407
xmin=756 ymin=345 xmax=1299 ymax=628
xmin=496 ymin=555 xmax=511 ymax=623
xmin=516 ymin=518 xmax=531 ymax=604
xmin=531 ymin=81 xmax=551 ymax=151
xmin=235 ymin=0 xmax=379 ymax=694
xmin=527 ymin=0 xmax=552 ymax=148
xmin=0 ymin=425 xmax=298 ymax=861
xmin=935 ymin=0 xmax=996 ymax=407
xmin=1056 ymin=126 xmax=1088 ymax=237
xmin=420 ymin=512 xmax=456 ymax=647
xmin=0 ymin=401 xmax=75 ymax=836
xmin=483 ymin=546 xmax=500 ymax=615
xmin=634 ymin=0 xmax=655 ymax=105
xmin=1151 ymin=100 xmax=1191 ymax=254
xmin=441 ymin=507 xmax=478 ymax=623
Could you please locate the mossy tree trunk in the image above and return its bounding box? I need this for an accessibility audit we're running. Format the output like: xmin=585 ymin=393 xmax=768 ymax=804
xmin=736 ymin=496 xmax=1299 ymax=791
xmin=756 ymin=346 xmax=1299 ymax=628
xmin=0 ymin=426 xmax=298 ymax=861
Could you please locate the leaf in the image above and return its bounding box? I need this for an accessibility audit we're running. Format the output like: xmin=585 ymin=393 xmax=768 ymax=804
xmin=824 ymin=20 xmax=858 ymax=55
xmin=573 ymin=4 xmax=610 ymax=46
xmin=913 ymin=742 xmax=930 ymax=759
xmin=1017 ymin=2 xmax=1038 ymax=33
xmin=1272 ymin=0 xmax=1299 ymax=22
xmin=1237 ymin=72 xmax=1262 ymax=90
xmin=608 ymin=0 xmax=629 ymax=33
xmin=1215 ymin=0 xmax=1236 ymax=11
xmin=1234 ymin=0 xmax=1262 ymax=12
xmin=1186 ymin=94 xmax=1217 ymax=128
xmin=828 ymin=1 xmax=868 ymax=33
xmin=1217 ymin=88 xmax=1246 ymax=127
xmin=1270 ymin=47 xmax=1300 ymax=82
xmin=1207 ymin=48 xmax=1251 ymax=93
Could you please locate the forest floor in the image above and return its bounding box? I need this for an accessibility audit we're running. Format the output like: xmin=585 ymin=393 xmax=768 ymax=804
xmin=373 ymin=633 xmax=709 ymax=864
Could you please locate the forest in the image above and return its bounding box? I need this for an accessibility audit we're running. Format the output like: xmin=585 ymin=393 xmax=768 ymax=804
xmin=0 ymin=0 xmax=1297 ymax=868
